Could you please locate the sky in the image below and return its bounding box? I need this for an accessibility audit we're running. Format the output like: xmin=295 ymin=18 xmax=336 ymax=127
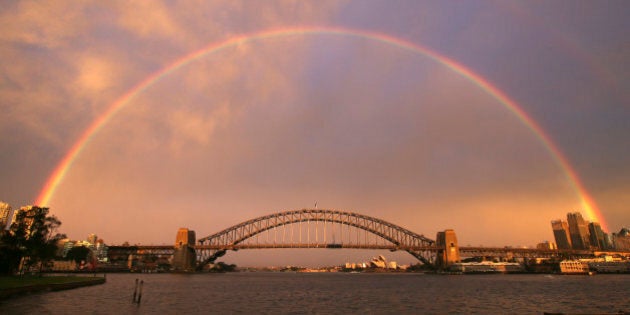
xmin=1 ymin=1 xmax=628 ymax=266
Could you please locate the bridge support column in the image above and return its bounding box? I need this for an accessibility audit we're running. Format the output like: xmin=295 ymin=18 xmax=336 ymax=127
xmin=436 ymin=229 xmax=460 ymax=270
xmin=172 ymin=228 xmax=196 ymax=272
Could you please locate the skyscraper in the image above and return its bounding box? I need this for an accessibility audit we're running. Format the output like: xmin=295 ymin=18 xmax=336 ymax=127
xmin=0 ymin=201 xmax=11 ymax=230
xmin=567 ymin=212 xmax=591 ymax=250
xmin=588 ymin=222 xmax=606 ymax=250
xmin=612 ymin=228 xmax=630 ymax=250
xmin=551 ymin=220 xmax=572 ymax=249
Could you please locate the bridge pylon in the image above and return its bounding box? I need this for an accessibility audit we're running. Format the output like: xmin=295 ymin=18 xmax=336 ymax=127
xmin=436 ymin=229 xmax=460 ymax=270
xmin=172 ymin=228 xmax=197 ymax=272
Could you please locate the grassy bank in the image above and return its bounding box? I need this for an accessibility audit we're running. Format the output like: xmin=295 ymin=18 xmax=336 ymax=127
xmin=0 ymin=275 xmax=105 ymax=299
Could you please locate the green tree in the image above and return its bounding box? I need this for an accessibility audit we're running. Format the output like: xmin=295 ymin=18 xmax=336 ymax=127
xmin=65 ymin=246 xmax=91 ymax=264
xmin=0 ymin=206 xmax=66 ymax=275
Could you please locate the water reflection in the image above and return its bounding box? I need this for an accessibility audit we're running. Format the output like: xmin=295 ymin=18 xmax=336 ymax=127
xmin=1 ymin=273 xmax=627 ymax=314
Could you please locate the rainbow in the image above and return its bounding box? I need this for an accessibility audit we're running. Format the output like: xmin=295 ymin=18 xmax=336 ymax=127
xmin=34 ymin=26 xmax=608 ymax=231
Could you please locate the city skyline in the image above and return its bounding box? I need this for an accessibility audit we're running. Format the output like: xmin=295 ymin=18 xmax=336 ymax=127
xmin=1 ymin=2 xmax=628 ymax=265
xmin=6 ymin=204 xmax=628 ymax=269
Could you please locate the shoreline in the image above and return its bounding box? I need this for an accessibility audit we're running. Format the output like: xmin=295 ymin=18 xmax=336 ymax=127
xmin=0 ymin=276 xmax=106 ymax=300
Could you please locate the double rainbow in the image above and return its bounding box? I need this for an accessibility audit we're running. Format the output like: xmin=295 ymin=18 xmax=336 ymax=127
xmin=34 ymin=26 xmax=607 ymax=231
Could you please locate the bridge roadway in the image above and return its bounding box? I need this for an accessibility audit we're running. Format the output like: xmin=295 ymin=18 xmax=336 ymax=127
xmin=107 ymin=244 xmax=630 ymax=259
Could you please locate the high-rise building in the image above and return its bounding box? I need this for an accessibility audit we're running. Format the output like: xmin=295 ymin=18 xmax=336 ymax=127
xmin=536 ymin=241 xmax=558 ymax=250
xmin=94 ymin=239 xmax=109 ymax=262
xmin=612 ymin=228 xmax=630 ymax=250
xmin=87 ymin=233 xmax=98 ymax=245
xmin=588 ymin=222 xmax=606 ymax=250
xmin=60 ymin=239 xmax=76 ymax=258
xmin=551 ymin=220 xmax=572 ymax=250
xmin=567 ymin=212 xmax=590 ymax=250
xmin=605 ymin=233 xmax=614 ymax=250
xmin=0 ymin=201 xmax=11 ymax=230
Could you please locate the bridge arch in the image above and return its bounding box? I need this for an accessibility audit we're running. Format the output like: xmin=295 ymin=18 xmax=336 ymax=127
xmin=196 ymin=209 xmax=436 ymax=269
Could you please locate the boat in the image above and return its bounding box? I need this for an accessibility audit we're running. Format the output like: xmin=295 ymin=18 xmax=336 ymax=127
xmin=558 ymin=260 xmax=590 ymax=275
xmin=450 ymin=261 xmax=523 ymax=274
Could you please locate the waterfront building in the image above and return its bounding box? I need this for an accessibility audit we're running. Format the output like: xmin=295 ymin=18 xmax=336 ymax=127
xmin=57 ymin=236 xmax=109 ymax=262
xmin=0 ymin=201 xmax=11 ymax=230
xmin=56 ymin=238 xmax=70 ymax=257
xmin=87 ymin=233 xmax=98 ymax=245
xmin=370 ymin=255 xmax=387 ymax=268
xmin=50 ymin=260 xmax=77 ymax=271
xmin=61 ymin=240 xmax=76 ymax=257
xmin=567 ymin=212 xmax=591 ymax=250
xmin=536 ymin=240 xmax=557 ymax=250
xmin=75 ymin=240 xmax=93 ymax=249
xmin=94 ymin=239 xmax=109 ymax=262
xmin=551 ymin=220 xmax=572 ymax=249
xmin=605 ymin=234 xmax=614 ymax=250
xmin=612 ymin=228 xmax=630 ymax=250
xmin=588 ymin=222 xmax=606 ymax=250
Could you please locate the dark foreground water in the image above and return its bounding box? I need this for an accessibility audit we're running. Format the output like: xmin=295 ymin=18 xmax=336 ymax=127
xmin=1 ymin=273 xmax=628 ymax=314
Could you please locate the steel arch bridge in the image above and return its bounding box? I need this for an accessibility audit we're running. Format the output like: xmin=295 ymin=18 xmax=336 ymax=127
xmin=194 ymin=209 xmax=437 ymax=270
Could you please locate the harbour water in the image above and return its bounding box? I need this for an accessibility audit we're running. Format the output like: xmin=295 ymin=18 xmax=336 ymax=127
xmin=2 ymin=273 xmax=628 ymax=314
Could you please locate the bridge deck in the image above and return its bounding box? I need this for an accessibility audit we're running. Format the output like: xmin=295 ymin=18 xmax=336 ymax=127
xmin=195 ymin=244 xmax=440 ymax=250
xmin=109 ymin=245 xmax=630 ymax=257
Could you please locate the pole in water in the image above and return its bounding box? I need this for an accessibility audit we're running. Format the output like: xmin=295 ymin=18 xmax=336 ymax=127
xmin=132 ymin=278 xmax=139 ymax=303
xmin=136 ymin=280 xmax=144 ymax=304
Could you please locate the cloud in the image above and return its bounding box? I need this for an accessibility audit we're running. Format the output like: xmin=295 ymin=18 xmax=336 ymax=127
xmin=0 ymin=1 xmax=90 ymax=48
xmin=165 ymin=104 xmax=234 ymax=154
xmin=74 ymin=56 xmax=118 ymax=94
xmin=112 ymin=1 xmax=183 ymax=39
xmin=47 ymin=42 xmax=570 ymax=246
xmin=1 ymin=1 xmax=626 ymax=264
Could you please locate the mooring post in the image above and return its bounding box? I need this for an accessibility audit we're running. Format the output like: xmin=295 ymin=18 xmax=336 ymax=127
xmin=132 ymin=278 xmax=138 ymax=303
xmin=136 ymin=280 xmax=144 ymax=304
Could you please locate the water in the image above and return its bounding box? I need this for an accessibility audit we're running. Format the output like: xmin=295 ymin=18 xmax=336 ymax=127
xmin=2 ymin=273 xmax=628 ymax=314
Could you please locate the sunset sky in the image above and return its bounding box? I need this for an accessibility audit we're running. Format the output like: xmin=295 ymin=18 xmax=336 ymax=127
xmin=1 ymin=1 xmax=628 ymax=266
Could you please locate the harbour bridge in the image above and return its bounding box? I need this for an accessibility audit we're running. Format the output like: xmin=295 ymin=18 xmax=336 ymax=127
xmin=193 ymin=209 xmax=439 ymax=270
xmin=107 ymin=209 xmax=625 ymax=271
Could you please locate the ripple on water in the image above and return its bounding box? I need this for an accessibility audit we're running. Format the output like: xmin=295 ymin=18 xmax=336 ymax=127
xmin=1 ymin=273 xmax=628 ymax=314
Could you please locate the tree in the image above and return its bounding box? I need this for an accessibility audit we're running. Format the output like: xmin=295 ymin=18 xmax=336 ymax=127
xmin=0 ymin=206 xmax=66 ymax=275
xmin=65 ymin=246 xmax=91 ymax=264
xmin=210 ymin=261 xmax=237 ymax=272
xmin=0 ymin=233 xmax=22 ymax=275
